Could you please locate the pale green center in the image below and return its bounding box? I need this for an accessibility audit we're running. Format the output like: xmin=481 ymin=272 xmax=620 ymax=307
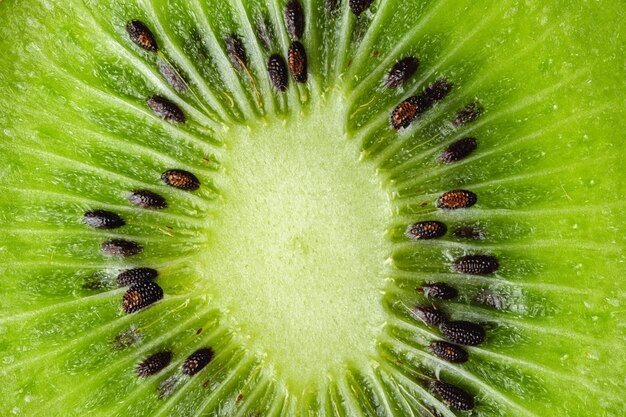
xmin=201 ymin=95 xmax=391 ymax=391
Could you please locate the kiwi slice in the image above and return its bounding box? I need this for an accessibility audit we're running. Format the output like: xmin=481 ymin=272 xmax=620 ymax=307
xmin=0 ymin=0 xmax=624 ymax=415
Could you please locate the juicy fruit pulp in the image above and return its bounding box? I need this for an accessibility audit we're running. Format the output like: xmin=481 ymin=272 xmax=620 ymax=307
xmin=0 ymin=1 xmax=625 ymax=417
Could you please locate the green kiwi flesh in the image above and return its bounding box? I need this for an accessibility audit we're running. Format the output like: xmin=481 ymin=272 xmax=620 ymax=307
xmin=0 ymin=0 xmax=624 ymax=416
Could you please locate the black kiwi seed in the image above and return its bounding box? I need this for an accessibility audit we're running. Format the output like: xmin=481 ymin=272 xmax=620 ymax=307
xmin=422 ymin=79 xmax=453 ymax=103
xmin=268 ymin=54 xmax=288 ymax=91
xmin=126 ymin=20 xmax=158 ymax=52
xmin=182 ymin=347 xmax=214 ymax=376
xmin=390 ymin=96 xmax=429 ymax=130
xmin=429 ymin=380 xmax=475 ymax=411
xmin=225 ymin=34 xmax=247 ymax=71
xmin=412 ymin=305 xmax=448 ymax=326
xmin=440 ymin=321 xmax=486 ymax=346
xmin=436 ymin=189 xmax=477 ymax=209
xmin=128 ymin=190 xmax=168 ymax=210
xmin=349 ymin=0 xmax=374 ymax=16
xmin=284 ymin=0 xmax=305 ymax=40
xmin=146 ymin=95 xmax=186 ymax=123
xmin=122 ymin=281 xmax=164 ymax=314
xmin=101 ymin=239 xmax=143 ymax=257
xmin=384 ymin=56 xmax=420 ymax=88
xmin=405 ymin=221 xmax=447 ymax=240
xmin=288 ymin=41 xmax=307 ymax=83
xmin=440 ymin=137 xmax=478 ymax=164
xmin=420 ymin=282 xmax=458 ymax=300
xmin=453 ymin=254 xmax=499 ymax=275
xmin=161 ymin=169 xmax=200 ymax=191
xmin=157 ymin=60 xmax=188 ymax=93
xmin=83 ymin=210 xmax=125 ymax=229
xmin=453 ymin=102 xmax=482 ymax=126
xmin=429 ymin=341 xmax=469 ymax=363
xmin=136 ymin=351 xmax=173 ymax=377
xmin=116 ymin=267 xmax=159 ymax=286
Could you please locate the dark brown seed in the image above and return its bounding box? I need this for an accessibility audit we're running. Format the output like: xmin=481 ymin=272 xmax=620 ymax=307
xmin=440 ymin=137 xmax=478 ymax=164
xmin=122 ymin=281 xmax=164 ymax=314
xmin=225 ymin=34 xmax=247 ymax=71
xmin=147 ymin=95 xmax=186 ymax=123
xmin=422 ymin=79 xmax=453 ymax=103
xmin=429 ymin=341 xmax=469 ymax=363
xmin=157 ymin=59 xmax=187 ymax=93
xmin=412 ymin=306 xmax=448 ymax=326
xmin=128 ymin=190 xmax=167 ymax=210
xmin=420 ymin=282 xmax=458 ymax=300
xmin=284 ymin=0 xmax=305 ymax=40
xmin=137 ymin=351 xmax=173 ymax=377
xmin=268 ymin=54 xmax=288 ymax=91
xmin=429 ymin=380 xmax=475 ymax=410
xmin=83 ymin=210 xmax=125 ymax=229
xmin=102 ymin=239 xmax=143 ymax=257
xmin=126 ymin=20 xmax=158 ymax=52
xmin=116 ymin=267 xmax=158 ymax=286
xmin=453 ymin=102 xmax=482 ymax=126
xmin=453 ymin=254 xmax=499 ymax=275
xmin=453 ymin=226 xmax=484 ymax=240
xmin=390 ymin=96 xmax=429 ymax=129
xmin=182 ymin=347 xmax=214 ymax=376
xmin=440 ymin=321 xmax=486 ymax=346
xmin=161 ymin=169 xmax=200 ymax=191
xmin=384 ymin=56 xmax=419 ymax=88
xmin=349 ymin=0 xmax=374 ymax=16
xmin=288 ymin=41 xmax=307 ymax=83
xmin=405 ymin=221 xmax=447 ymax=240
xmin=436 ymin=190 xmax=477 ymax=209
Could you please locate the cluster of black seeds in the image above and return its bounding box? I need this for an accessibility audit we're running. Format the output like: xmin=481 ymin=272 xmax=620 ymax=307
xmin=390 ymin=79 xmax=452 ymax=129
xmin=134 ymin=346 xmax=215 ymax=381
xmin=265 ymin=2 xmax=310 ymax=91
xmin=122 ymin=16 xmax=490 ymax=414
xmin=81 ymin=19 xmax=210 ymax=320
